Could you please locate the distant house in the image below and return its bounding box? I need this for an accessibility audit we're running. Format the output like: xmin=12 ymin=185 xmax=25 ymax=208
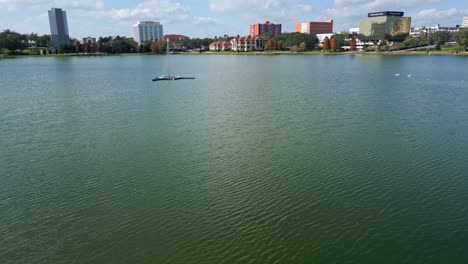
xmin=209 ymin=41 xmax=232 ymax=51
xmin=231 ymin=37 xmax=265 ymax=52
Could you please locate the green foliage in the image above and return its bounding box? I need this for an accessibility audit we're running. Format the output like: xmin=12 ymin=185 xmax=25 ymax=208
xmin=331 ymin=33 xmax=350 ymax=50
xmin=429 ymin=31 xmax=453 ymax=45
xmin=402 ymin=35 xmax=430 ymax=48
xmin=179 ymin=38 xmax=215 ymax=50
xmin=274 ymin=33 xmax=318 ymax=51
xmin=0 ymin=29 xmax=28 ymax=54
xmin=454 ymin=29 xmax=468 ymax=49
xmin=138 ymin=41 xmax=151 ymax=53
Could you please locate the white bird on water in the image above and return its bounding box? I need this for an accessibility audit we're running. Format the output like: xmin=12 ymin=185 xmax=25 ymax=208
xmin=395 ymin=73 xmax=400 ymax=77
xmin=407 ymin=74 xmax=412 ymax=78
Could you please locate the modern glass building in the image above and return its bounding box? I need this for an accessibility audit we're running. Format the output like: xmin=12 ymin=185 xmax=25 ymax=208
xmin=133 ymin=21 xmax=164 ymax=44
xmin=48 ymin=8 xmax=70 ymax=48
xmin=359 ymin=11 xmax=411 ymax=41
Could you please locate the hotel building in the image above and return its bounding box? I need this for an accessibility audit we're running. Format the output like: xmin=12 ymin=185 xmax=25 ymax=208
xmin=48 ymin=8 xmax=70 ymax=48
xmin=231 ymin=37 xmax=265 ymax=52
xmin=295 ymin=20 xmax=333 ymax=35
xmin=249 ymin=21 xmax=282 ymax=37
xmin=133 ymin=21 xmax=163 ymax=44
xmin=463 ymin=16 xmax=468 ymax=28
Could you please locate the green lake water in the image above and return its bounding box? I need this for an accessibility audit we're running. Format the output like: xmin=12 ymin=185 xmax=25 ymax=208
xmin=1 ymin=55 xmax=467 ymax=263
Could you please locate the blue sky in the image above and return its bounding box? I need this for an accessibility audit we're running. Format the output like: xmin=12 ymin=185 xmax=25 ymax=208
xmin=1 ymin=0 xmax=467 ymax=39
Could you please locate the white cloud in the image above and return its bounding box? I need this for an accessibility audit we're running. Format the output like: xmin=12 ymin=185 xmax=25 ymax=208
xmin=319 ymin=0 xmax=449 ymax=31
xmin=96 ymin=0 xmax=218 ymax=27
xmin=209 ymin=0 xmax=313 ymax=22
xmin=414 ymin=8 xmax=468 ymax=26
xmin=0 ymin=0 xmax=104 ymax=10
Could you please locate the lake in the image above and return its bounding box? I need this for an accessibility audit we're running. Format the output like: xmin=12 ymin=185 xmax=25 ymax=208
xmin=1 ymin=55 xmax=467 ymax=263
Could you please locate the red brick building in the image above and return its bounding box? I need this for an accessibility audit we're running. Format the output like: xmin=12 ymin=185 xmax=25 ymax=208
xmin=249 ymin=21 xmax=282 ymax=37
xmin=295 ymin=20 xmax=333 ymax=35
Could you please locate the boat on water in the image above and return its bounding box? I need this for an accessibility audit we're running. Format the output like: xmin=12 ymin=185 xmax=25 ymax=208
xmin=152 ymin=41 xmax=195 ymax=82
xmin=152 ymin=75 xmax=195 ymax=81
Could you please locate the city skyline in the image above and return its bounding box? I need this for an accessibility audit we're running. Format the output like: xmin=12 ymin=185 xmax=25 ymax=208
xmin=1 ymin=0 xmax=468 ymax=38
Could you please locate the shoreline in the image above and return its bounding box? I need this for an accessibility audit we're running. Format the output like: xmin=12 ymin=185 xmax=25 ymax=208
xmin=1 ymin=50 xmax=467 ymax=59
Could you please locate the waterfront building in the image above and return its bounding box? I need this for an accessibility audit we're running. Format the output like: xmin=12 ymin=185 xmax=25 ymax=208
xmin=231 ymin=37 xmax=264 ymax=52
xmin=82 ymin=37 xmax=96 ymax=44
xmin=250 ymin=21 xmax=281 ymax=37
xmin=48 ymin=8 xmax=70 ymax=48
xmin=133 ymin=21 xmax=163 ymax=44
xmin=295 ymin=20 xmax=333 ymax=35
xmin=463 ymin=16 xmax=468 ymax=28
xmin=209 ymin=41 xmax=232 ymax=51
xmin=316 ymin=34 xmax=333 ymax=47
xmin=359 ymin=11 xmax=411 ymax=40
xmin=410 ymin=24 xmax=462 ymax=37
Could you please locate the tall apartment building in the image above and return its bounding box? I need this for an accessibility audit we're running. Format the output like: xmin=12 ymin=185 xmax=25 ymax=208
xmin=249 ymin=21 xmax=282 ymax=37
xmin=463 ymin=16 xmax=468 ymax=28
xmin=48 ymin=8 xmax=70 ymax=47
xmin=133 ymin=21 xmax=163 ymax=44
xmin=295 ymin=20 xmax=334 ymax=35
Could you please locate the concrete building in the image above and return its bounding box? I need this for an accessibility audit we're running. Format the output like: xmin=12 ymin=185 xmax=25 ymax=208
xmin=360 ymin=11 xmax=411 ymax=40
xmin=133 ymin=21 xmax=163 ymax=44
xmin=48 ymin=8 xmax=70 ymax=48
xmin=410 ymin=24 xmax=462 ymax=37
xmin=250 ymin=21 xmax=281 ymax=37
xmin=295 ymin=20 xmax=333 ymax=35
xmin=463 ymin=16 xmax=468 ymax=28
xmin=82 ymin=37 xmax=96 ymax=44
xmin=231 ymin=37 xmax=265 ymax=52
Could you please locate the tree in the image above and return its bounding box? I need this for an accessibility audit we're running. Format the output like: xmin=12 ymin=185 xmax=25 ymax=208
xmin=85 ymin=43 xmax=92 ymax=53
xmin=265 ymin=39 xmax=277 ymax=51
xmin=331 ymin=37 xmax=337 ymax=51
xmin=454 ymin=29 xmax=468 ymax=50
xmin=97 ymin=41 xmax=103 ymax=52
xmin=299 ymin=41 xmax=306 ymax=51
xmin=75 ymin=41 xmax=81 ymax=53
xmin=290 ymin=45 xmax=300 ymax=52
xmin=430 ymin=31 xmax=452 ymax=45
xmin=274 ymin=33 xmax=318 ymax=51
xmin=323 ymin=37 xmax=330 ymax=50
xmin=0 ymin=29 xmax=27 ymax=54
xmin=350 ymin=37 xmax=357 ymax=51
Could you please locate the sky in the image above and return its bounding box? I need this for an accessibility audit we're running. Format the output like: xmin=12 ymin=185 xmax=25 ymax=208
xmin=1 ymin=0 xmax=467 ymax=39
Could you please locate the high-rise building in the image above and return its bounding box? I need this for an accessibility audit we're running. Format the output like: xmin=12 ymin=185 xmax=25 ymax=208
xmin=249 ymin=21 xmax=282 ymax=37
xmin=48 ymin=8 xmax=70 ymax=48
xmin=295 ymin=20 xmax=333 ymax=35
xmin=463 ymin=16 xmax=468 ymax=28
xmin=133 ymin=21 xmax=163 ymax=44
xmin=360 ymin=11 xmax=411 ymax=40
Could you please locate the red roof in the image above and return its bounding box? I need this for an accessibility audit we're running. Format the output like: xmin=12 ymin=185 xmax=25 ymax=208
xmin=234 ymin=37 xmax=263 ymax=42
xmin=210 ymin=41 xmax=232 ymax=47
xmin=163 ymin=34 xmax=189 ymax=41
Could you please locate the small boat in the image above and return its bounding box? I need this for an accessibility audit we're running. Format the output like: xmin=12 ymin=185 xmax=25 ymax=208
xmin=152 ymin=75 xmax=195 ymax=81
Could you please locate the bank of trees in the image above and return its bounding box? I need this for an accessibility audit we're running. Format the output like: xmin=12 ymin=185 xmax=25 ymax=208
xmin=274 ymin=33 xmax=319 ymax=51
